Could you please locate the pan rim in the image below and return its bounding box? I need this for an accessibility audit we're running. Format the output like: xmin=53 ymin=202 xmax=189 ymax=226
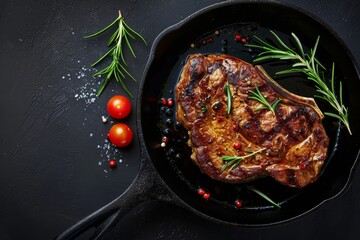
xmin=137 ymin=0 xmax=360 ymax=226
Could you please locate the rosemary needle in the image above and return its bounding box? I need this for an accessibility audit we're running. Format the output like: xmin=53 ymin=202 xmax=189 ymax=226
xmin=248 ymin=84 xmax=281 ymax=115
xmin=248 ymin=186 xmax=281 ymax=208
xmin=245 ymin=30 xmax=351 ymax=134
xmin=221 ymin=148 xmax=266 ymax=172
xmin=224 ymin=82 xmax=232 ymax=115
xmin=84 ymin=10 xmax=147 ymax=98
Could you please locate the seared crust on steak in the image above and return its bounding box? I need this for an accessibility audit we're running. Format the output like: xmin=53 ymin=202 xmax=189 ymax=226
xmin=175 ymin=54 xmax=329 ymax=188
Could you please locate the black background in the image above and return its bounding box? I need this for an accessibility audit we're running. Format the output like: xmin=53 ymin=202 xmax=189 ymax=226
xmin=1 ymin=0 xmax=359 ymax=239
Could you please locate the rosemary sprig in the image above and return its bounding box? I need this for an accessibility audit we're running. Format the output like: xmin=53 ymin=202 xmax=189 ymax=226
xmin=248 ymin=84 xmax=281 ymax=115
xmin=224 ymin=82 xmax=232 ymax=115
xmin=84 ymin=10 xmax=147 ymax=98
xmin=245 ymin=30 xmax=351 ymax=135
xmin=221 ymin=148 xmax=266 ymax=172
xmin=248 ymin=186 xmax=281 ymax=208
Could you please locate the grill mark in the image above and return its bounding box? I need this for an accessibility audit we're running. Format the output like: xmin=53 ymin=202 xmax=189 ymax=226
xmin=184 ymin=57 xmax=206 ymax=97
xmin=243 ymin=107 xmax=314 ymax=146
xmin=208 ymin=60 xmax=221 ymax=74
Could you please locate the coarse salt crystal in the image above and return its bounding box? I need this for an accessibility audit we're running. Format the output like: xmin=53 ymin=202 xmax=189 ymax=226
xmin=102 ymin=116 xmax=108 ymax=123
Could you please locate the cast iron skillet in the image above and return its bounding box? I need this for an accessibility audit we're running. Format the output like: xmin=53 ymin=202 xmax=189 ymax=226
xmin=57 ymin=1 xmax=360 ymax=239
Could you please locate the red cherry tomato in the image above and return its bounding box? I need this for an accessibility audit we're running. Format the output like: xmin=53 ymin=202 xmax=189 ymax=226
xmin=107 ymin=95 xmax=131 ymax=119
xmin=108 ymin=123 xmax=133 ymax=147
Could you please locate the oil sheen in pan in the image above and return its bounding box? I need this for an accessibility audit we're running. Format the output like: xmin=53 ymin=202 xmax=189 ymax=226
xmin=158 ymin=23 xmax=341 ymax=210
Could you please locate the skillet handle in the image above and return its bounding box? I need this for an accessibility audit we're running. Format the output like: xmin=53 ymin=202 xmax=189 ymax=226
xmin=56 ymin=158 xmax=174 ymax=240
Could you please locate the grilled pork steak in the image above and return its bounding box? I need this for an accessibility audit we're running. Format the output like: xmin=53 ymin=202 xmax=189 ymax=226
xmin=175 ymin=54 xmax=329 ymax=188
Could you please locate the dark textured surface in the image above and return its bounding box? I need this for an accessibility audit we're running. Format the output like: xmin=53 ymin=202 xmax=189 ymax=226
xmin=0 ymin=0 xmax=359 ymax=239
